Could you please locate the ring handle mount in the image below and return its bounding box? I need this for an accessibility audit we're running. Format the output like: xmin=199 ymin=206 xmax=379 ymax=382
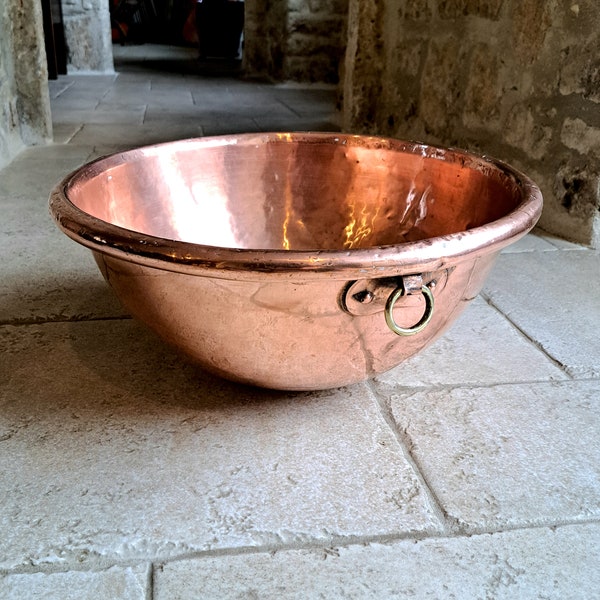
xmin=341 ymin=273 xmax=440 ymax=336
xmin=384 ymin=283 xmax=434 ymax=336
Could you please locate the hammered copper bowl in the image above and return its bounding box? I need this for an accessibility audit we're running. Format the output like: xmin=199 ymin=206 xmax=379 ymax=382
xmin=49 ymin=133 xmax=542 ymax=390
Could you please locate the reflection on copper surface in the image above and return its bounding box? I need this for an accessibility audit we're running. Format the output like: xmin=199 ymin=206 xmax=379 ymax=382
xmin=50 ymin=133 xmax=543 ymax=390
xmin=67 ymin=135 xmax=509 ymax=252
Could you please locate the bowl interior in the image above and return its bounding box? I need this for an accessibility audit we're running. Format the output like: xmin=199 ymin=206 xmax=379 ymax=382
xmin=65 ymin=135 xmax=525 ymax=251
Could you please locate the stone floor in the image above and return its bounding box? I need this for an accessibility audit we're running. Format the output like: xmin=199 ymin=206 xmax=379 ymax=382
xmin=1 ymin=45 xmax=599 ymax=599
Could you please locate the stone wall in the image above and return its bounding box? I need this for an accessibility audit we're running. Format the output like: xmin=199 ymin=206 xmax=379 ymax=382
xmin=244 ymin=0 xmax=288 ymax=79
xmin=245 ymin=0 xmax=348 ymax=83
xmin=285 ymin=0 xmax=348 ymax=82
xmin=62 ymin=0 xmax=114 ymax=72
xmin=343 ymin=0 xmax=600 ymax=247
xmin=0 ymin=0 xmax=52 ymax=169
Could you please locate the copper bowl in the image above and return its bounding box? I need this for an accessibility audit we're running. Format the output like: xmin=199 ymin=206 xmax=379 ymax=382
xmin=49 ymin=133 xmax=542 ymax=390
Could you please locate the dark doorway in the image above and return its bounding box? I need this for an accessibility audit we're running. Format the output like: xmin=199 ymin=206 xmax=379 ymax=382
xmin=196 ymin=0 xmax=244 ymax=60
xmin=41 ymin=0 xmax=68 ymax=79
xmin=110 ymin=0 xmax=244 ymax=61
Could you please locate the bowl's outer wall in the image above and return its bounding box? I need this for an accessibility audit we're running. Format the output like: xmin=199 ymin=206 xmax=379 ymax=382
xmin=94 ymin=250 xmax=499 ymax=390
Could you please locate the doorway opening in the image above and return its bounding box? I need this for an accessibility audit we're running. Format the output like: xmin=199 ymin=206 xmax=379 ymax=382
xmin=109 ymin=0 xmax=245 ymax=75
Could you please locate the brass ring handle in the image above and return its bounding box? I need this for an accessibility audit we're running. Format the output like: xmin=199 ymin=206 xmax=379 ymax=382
xmin=384 ymin=283 xmax=434 ymax=336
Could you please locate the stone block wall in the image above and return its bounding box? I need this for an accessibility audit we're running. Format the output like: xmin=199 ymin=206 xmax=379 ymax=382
xmin=245 ymin=0 xmax=348 ymax=83
xmin=0 ymin=0 xmax=52 ymax=168
xmin=61 ymin=0 xmax=114 ymax=72
xmin=343 ymin=0 xmax=600 ymax=247
xmin=285 ymin=0 xmax=348 ymax=82
xmin=244 ymin=0 xmax=288 ymax=79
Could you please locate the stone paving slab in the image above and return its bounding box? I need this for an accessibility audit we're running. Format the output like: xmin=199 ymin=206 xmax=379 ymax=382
xmin=199 ymin=118 xmax=263 ymax=136
xmin=200 ymin=102 xmax=302 ymax=120
xmin=374 ymin=296 xmax=567 ymax=388
xmin=54 ymin=78 xmax=117 ymax=93
xmin=52 ymin=124 xmax=85 ymax=144
xmin=142 ymin=107 xmax=208 ymax=126
xmin=500 ymin=231 xmax=558 ymax=253
xmin=0 ymin=245 xmax=125 ymax=325
xmin=0 ymin=189 xmax=126 ymax=324
xmin=104 ymin=83 xmax=153 ymax=97
xmin=154 ymin=523 xmax=600 ymax=599
xmin=95 ymin=102 xmax=148 ymax=114
xmin=0 ymin=565 xmax=149 ymax=600
xmin=68 ymin=123 xmax=205 ymax=148
xmin=144 ymin=89 xmax=195 ymax=106
xmin=190 ymin=94 xmax=299 ymax=117
xmin=51 ymin=108 xmax=146 ymax=126
xmin=541 ymin=235 xmax=591 ymax=250
xmin=143 ymin=103 xmax=298 ymax=125
xmin=0 ymin=145 xmax=95 ymax=199
xmin=47 ymin=79 xmax=74 ymax=99
xmin=0 ymin=144 xmax=125 ymax=324
xmin=483 ymin=249 xmax=600 ymax=378
xmin=0 ymin=319 xmax=442 ymax=569
xmin=252 ymin=116 xmax=340 ymax=132
xmin=380 ymin=380 xmax=600 ymax=531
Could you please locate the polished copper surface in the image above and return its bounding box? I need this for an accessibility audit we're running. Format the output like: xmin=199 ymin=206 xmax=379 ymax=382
xmin=49 ymin=133 xmax=543 ymax=390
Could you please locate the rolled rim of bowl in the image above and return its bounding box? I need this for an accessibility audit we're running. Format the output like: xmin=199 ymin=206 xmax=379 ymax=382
xmin=49 ymin=132 xmax=543 ymax=281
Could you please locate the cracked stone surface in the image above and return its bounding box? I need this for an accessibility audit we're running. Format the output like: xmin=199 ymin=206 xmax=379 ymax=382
xmin=0 ymin=148 xmax=126 ymax=324
xmin=374 ymin=296 xmax=566 ymax=388
xmin=0 ymin=319 xmax=441 ymax=569
xmin=483 ymin=248 xmax=600 ymax=378
xmin=0 ymin=565 xmax=149 ymax=600
xmin=378 ymin=381 xmax=600 ymax=531
xmin=154 ymin=523 xmax=600 ymax=599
